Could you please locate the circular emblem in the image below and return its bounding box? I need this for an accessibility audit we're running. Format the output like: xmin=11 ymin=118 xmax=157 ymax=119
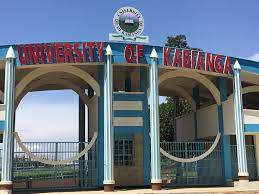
xmin=113 ymin=7 xmax=144 ymax=37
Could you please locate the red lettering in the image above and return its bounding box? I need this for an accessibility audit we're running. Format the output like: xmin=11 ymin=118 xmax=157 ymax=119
xmin=196 ymin=52 xmax=204 ymax=70
xmin=223 ymin=56 xmax=233 ymax=74
xmin=87 ymin=42 xmax=94 ymax=62
xmin=182 ymin=49 xmax=191 ymax=68
xmin=28 ymin=44 xmax=40 ymax=64
xmin=74 ymin=43 xmax=83 ymax=63
xmin=205 ymin=53 xmax=215 ymax=72
xmin=124 ymin=44 xmax=135 ymax=63
xmin=56 ymin=43 xmax=65 ymax=63
xmin=17 ymin=45 xmax=27 ymax=65
xmin=82 ymin=42 xmax=87 ymax=62
xmin=214 ymin=55 xmax=223 ymax=73
xmin=191 ymin=50 xmax=196 ymax=69
xmin=96 ymin=42 xmax=104 ymax=62
xmin=136 ymin=45 xmax=144 ymax=63
xmin=172 ymin=48 xmax=182 ymax=67
xmin=163 ymin=47 xmax=171 ymax=66
xmin=35 ymin=44 xmax=45 ymax=64
xmin=44 ymin=44 xmax=54 ymax=63
xmin=64 ymin=43 xmax=74 ymax=63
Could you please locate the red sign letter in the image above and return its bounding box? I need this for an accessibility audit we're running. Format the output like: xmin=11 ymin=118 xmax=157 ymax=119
xmin=56 ymin=43 xmax=65 ymax=63
xmin=137 ymin=45 xmax=144 ymax=63
xmin=182 ymin=49 xmax=191 ymax=68
xmin=124 ymin=44 xmax=135 ymax=63
xmin=205 ymin=53 xmax=215 ymax=72
xmin=163 ymin=47 xmax=171 ymax=66
xmin=196 ymin=52 xmax=204 ymax=70
xmin=214 ymin=55 xmax=223 ymax=73
xmin=172 ymin=48 xmax=182 ymax=67
xmin=223 ymin=56 xmax=233 ymax=74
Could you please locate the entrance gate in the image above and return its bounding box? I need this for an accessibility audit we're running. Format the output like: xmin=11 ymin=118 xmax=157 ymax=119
xmin=12 ymin=133 xmax=98 ymax=191
xmin=160 ymin=140 xmax=224 ymax=186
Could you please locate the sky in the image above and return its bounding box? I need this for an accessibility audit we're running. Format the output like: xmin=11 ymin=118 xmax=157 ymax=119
xmin=0 ymin=0 xmax=259 ymax=141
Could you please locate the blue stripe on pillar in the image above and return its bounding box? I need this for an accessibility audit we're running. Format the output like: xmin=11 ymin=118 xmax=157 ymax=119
xmin=0 ymin=121 xmax=5 ymax=131
xmin=217 ymin=77 xmax=232 ymax=181
xmin=97 ymin=65 xmax=104 ymax=186
xmin=140 ymin=66 xmax=150 ymax=185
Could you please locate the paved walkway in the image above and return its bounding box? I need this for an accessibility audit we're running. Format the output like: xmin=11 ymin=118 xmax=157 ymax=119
xmin=14 ymin=187 xmax=259 ymax=194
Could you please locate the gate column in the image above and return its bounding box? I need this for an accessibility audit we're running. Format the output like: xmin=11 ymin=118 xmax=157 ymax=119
xmin=0 ymin=47 xmax=16 ymax=193
xmin=233 ymin=60 xmax=249 ymax=180
xmin=149 ymin=48 xmax=162 ymax=190
xmin=103 ymin=45 xmax=115 ymax=191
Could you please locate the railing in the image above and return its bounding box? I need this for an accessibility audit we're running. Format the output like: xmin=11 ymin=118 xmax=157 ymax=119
xmin=231 ymin=145 xmax=257 ymax=180
xmin=12 ymin=141 xmax=98 ymax=190
xmin=160 ymin=141 xmax=224 ymax=186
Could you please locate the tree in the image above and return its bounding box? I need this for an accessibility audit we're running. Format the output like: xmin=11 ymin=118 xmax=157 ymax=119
xmin=160 ymin=34 xmax=200 ymax=142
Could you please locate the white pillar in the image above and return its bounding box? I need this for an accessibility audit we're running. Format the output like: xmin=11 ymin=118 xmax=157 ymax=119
xmin=103 ymin=45 xmax=115 ymax=191
xmin=1 ymin=47 xmax=16 ymax=192
xmin=149 ymin=48 xmax=162 ymax=190
xmin=233 ymin=60 xmax=249 ymax=180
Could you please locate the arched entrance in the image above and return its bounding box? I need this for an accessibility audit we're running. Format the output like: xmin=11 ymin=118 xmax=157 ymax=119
xmin=12 ymin=65 xmax=100 ymax=191
xmin=157 ymin=69 xmax=225 ymax=186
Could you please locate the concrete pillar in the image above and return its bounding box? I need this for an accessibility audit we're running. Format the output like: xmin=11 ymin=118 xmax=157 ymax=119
xmin=233 ymin=60 xmax=249 ymax=180
xmin=217 ymin=77 xmax=233 ymax=184
xmin=149 ymin=48 xmax=162 ymax=190
xmin=78 ymin=96 xmax=85 ymax=187
xmin=0 ymin=47 xmax=16 ymax=193
xmin=103 ymin=45 xmax=115 ymax=191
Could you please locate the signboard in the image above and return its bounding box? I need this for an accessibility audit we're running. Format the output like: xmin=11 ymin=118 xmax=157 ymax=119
xmin=109 ymin=7 xmax=149 ymax=43
xmin=17 ymin=42 xmax=233 ymax=75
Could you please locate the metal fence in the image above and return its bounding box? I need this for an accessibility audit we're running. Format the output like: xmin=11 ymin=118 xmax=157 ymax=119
xmin=12 ymin=140 xmax=98 ymax=191
xmin=231 ymin=145 xmax=257 ymax=180
xmin=160 ymin=141 xmax=224 ymax=186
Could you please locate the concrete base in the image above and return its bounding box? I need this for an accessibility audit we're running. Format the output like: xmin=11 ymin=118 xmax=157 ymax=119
xmin=0 ymin=183 xmax=12 ymax=194
xmin=151 ymin=183 xmax=161 ymax=190
xmin=234 ymin=180 xmax=259 ymax=189
xmin=0 ymin=190 xmax=11 ymax=194
xmin=104 ymin=184 xmax=115 ymax=192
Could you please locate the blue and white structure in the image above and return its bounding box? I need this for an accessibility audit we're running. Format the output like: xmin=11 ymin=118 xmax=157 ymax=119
xmin=0 ymin=40 xmax=258 ymax=193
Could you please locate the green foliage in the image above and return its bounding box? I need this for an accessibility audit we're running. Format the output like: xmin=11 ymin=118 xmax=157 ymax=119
xmin=159 ymin=97 xmax=191 ymax=142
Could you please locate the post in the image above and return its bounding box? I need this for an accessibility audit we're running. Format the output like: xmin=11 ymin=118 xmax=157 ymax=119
xmin=217 ymin=77 xmax=233 ymax=184
xmin=233 ymin=60 xmax=249 ymax=180
xmin=0 ymin=47 xmax=16 ymax=193
xmin=149 ymin=48 xmax=162 ymax=190
xmin=78 ymin=96 xmax=85 ymax=187
xmin=103 ymin=45 xmax=115 ymax=191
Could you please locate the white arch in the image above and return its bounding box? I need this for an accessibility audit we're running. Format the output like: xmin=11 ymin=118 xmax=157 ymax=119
xmin=228 ymin=85 xmax=259 ymax=99
xmin=160 ymin=132 xmax=221 ymax=163
xmin=158 ymin=69 xmax=221 ymax=105
xmin=14 ymin=131 xmax=98 ymax=165
xmin=15 ymin=78 xmax=91 ymax=109
xmin=15 ymin=66 xmax=100 ymax=100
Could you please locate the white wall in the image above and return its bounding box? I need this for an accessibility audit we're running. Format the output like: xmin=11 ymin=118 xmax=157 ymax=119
xmin=244 ymin=109 xmax=259 ymax=124
xmin=176 ymin=112 xmax=195 ymax=141
xmin=197 ymin=104 xmax=219 ymax=138
xmin=89 ymin=96 xmax=98 ymax=138
xmin=222 ymin=98 xmax=235 ymax=134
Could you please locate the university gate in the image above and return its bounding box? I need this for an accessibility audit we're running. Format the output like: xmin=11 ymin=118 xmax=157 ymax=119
xmin=12 ymin=133 xmax=98 ymax=190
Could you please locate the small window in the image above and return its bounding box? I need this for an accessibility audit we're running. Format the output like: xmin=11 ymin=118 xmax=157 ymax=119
xmin=114 ymin=139 xmax=134 ymax=166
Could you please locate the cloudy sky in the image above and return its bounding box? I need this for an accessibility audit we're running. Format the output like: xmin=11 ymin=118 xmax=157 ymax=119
xmin=0 ymin=0 xmax=259 ymax=141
